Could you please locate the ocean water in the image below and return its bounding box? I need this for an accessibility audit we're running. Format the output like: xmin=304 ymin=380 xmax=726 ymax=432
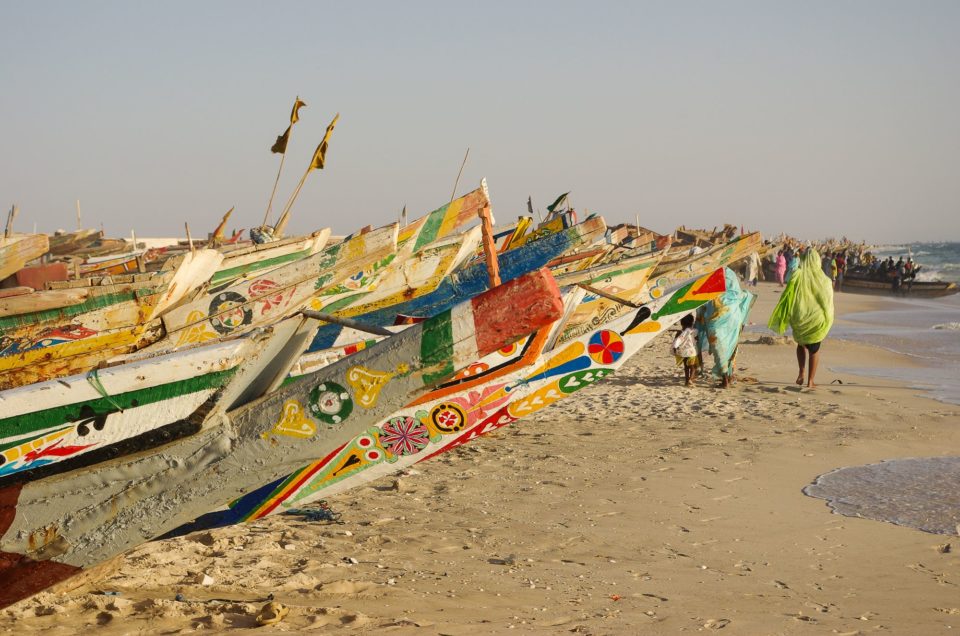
xmin=802 ymin=243 xmax=960 ymax=537
xmin=804 ymin=457 xmax=960 ymax=536
xmin=830 ymin=292 xmax=960 ymax=405
xmin=868 ymin=241 xmax=960 ymax=283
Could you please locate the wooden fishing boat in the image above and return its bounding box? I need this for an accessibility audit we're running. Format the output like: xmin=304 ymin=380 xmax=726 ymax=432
xmin=181 ymin=267 xmax=729 ymax=526
xmin=307 ymin=216 xmax=608 ymax=351
xmin=0 ymin=249 xmax=223 ymax=389
xmin=0 ymin=314 xmax=321 ymax=485
xmin=551 ymin=245 xmax=670 ymax=344
xmin=556 ymin=232 xmax=762 ymax=345
xmin=208 ymin=230 xmax=331 ymax=287
xmin=0 ymin=234 xmax=49 ymax=282
xmin=149 ymin=224 xmax=398 ymax=352
xmin=840 ymin=273 xmax=958 ymax=298
xmin=47 ymin=229 xmax=102 ymax=256
xmin=0 ymin=268 xmax=564 ymax=608
xmin=311 ymin=183 xmax=492 ymax=315
xmin=76 ymin=251 xmax=154 ymax=277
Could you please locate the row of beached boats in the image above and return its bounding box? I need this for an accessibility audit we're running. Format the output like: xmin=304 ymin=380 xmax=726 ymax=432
xmin=0 ymin=183 xmax=761 ymax=607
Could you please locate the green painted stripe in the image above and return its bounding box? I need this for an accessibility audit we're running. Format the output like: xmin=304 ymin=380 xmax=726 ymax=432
xmin=210 ymin=248 xmax=312 ymax=285
xmin=0 ymin=368 xmax=238 ymax=441
xmin=318 ymin=292 xmax=372 ymax=314
xmin=420 ymin=309 xmax=454 ymax=384
xmin=0 ymin=289 xmax=158 ymax=331
xmin=581 ymin=260 xmax=655 ymax=285
xmin=412 ymin=203 xmax=449 ymax=252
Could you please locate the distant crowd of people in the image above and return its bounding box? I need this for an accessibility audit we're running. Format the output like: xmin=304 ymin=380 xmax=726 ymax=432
xmin=856 ymin=255 xmax=921 ymax=294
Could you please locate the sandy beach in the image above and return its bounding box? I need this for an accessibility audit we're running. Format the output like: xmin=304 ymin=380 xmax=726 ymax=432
xmin=3 ymin=282 xmax=959 ymax=635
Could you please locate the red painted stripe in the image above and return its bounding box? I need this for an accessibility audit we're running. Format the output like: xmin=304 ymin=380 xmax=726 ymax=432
xmin=250 ymin=442 xmax=348 ymax=519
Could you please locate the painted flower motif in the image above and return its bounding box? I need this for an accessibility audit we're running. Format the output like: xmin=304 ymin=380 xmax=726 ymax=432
xmin=379 ymin=416 xmax=430 ymax=456
xmin=587 ymin=330 xmax=625 ymax=365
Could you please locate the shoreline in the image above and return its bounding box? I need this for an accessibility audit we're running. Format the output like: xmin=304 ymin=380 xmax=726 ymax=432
xmin=3 ymin=282 xmax=959 ymax=634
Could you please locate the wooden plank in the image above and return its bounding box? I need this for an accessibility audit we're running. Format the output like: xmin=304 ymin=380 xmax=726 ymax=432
xmin=0 ymin=267 xmax=563 ymax=607
xmin=152 ymin=224 xmax=398 ymax=351
xmin=0 ymin=234 xmax=49 ymax=281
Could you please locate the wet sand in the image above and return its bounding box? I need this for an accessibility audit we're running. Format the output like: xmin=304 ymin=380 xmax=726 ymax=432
xmin=4 ymin=282 xmax=960 ymax=634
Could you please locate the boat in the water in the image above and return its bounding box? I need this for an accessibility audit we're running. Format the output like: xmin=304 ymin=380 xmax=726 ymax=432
xmin=841 ymin=272 xmax=958 ymax=298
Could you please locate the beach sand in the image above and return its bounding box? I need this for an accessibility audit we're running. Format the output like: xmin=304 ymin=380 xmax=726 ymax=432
xmin=4 ymin=282 xmax=959 ymax=634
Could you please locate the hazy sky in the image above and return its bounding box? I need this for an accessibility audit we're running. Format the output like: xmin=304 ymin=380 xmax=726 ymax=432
xmin=2 ymin=1 xmax=958 ymax=243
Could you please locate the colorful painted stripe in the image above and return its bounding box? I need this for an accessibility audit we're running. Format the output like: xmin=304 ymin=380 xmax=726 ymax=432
xmin=0 ymin=368 xmax=237 ymax=440
xmin=0 ymin=289 xmax=155 ymax=332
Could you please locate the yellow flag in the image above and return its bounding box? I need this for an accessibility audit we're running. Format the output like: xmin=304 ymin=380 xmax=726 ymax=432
xmin=290 ymin=97 xmax=306 ymax=124
xmin=271 ymin=125 xmax=291 ymax=154
xmin=309 ymin=113 xmax=340 ymax=171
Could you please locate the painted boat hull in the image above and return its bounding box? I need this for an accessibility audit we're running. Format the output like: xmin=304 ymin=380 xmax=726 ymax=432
xmin=841 ymin=275 xmax=958 ymax=298
xmin=0 ymin=268 xmax=564 ymax=608
xmin=185 ymin=268 xmax=728 ymax=527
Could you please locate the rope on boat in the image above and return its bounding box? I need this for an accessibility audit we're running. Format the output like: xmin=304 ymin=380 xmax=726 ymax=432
xmin=86 ymin=368 xmax=125 ymax=412
xmin=283 ymin=500 xmax=343 ymax=524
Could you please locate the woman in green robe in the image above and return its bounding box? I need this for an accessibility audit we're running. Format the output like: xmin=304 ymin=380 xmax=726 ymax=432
xmin=768 ymin=247 xmax=835 ymax=388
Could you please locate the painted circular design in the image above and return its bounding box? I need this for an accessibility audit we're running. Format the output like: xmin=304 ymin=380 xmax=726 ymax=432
xmin=357 ymin=436 xmax=373 ymax=448
xmin=429 ymin=402 xmax=467 ymax=434
xmin=209 ymin=291 xmax=253 ymax=335
xmin=308 ymin=382 xmax=354 ymax=425
xmin=587 ymin=330 xmax=625 ymax=365
xmin=379 ymin=416 xmax=430 ymax=456
xmin=499 ymin=342 xmax=518 ymax=356
xmin=365 ymin=449 xmax=383 ymax=462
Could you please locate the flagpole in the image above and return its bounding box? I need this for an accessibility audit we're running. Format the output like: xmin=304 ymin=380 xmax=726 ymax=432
xmin=262 ymin=151 xmax=289 ymax=228
xmin=450 ymin=148 xmax=470 ymax=203
xmin=273 ymin=167 xmax=310 ymax=238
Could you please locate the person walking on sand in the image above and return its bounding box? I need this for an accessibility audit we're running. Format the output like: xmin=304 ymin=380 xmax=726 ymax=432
xmin=775 ymin=250 xmax=787 ymax=286
xmin=697 ymin=268 xmax=757 ymax=388
xmin=745 ymin=251 xmax=762 ymax=287
xmin=785 ymin=250 xmax=800 ymax=284
xmin=768 ymin=248 xmax=834 ymax=389
xmin=672 ymin=314 xmax=700 ymax=386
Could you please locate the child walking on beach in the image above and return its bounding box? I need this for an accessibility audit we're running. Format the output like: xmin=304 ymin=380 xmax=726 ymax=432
xmin=672 ymin=314 xmax=700 ymax=386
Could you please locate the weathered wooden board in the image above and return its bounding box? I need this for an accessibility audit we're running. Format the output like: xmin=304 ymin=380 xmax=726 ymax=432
xmin=310 ymin=184 xmax=490 ymax=315
xmin=0 ymin=268 xmax=563 ymax=608
xmin=0 ymin=234 xmax=49 ymax=282
xmin=209 ymin=230 xmax=331 ymax=286
xmin=308 ymin=216 xmax=607 ymax=351
xmin=192 ymin=268 xmax=729 ymax=524
xmin=47 ymin=230 xmax=101 ymax=256
xmin=313 ymin=228 xmax=481 ymax=318
xmin=152 ymin=225 xmax=398 ymax=351
xmin=0 ymin=250 xmax=223 ymax=389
